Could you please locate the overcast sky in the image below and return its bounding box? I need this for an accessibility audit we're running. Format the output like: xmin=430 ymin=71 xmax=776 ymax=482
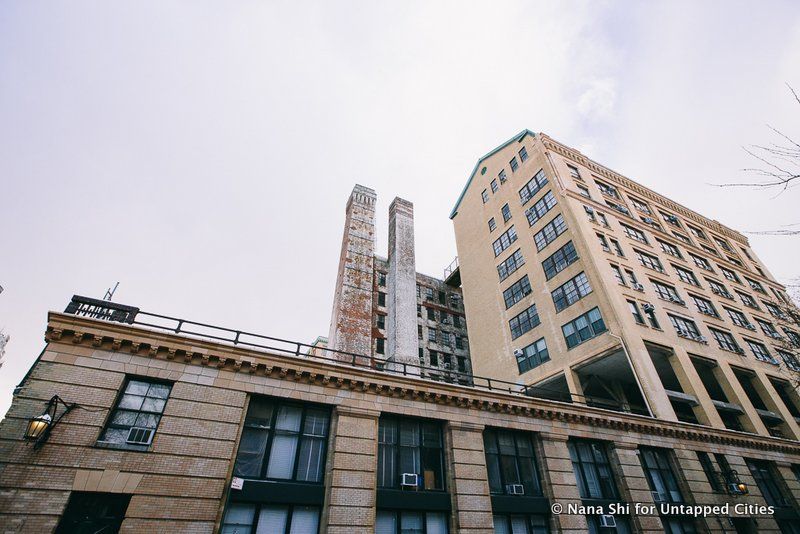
xmin=2 ymin=1 xmax=800 ymax=418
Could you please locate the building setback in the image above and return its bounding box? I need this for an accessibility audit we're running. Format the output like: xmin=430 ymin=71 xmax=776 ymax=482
xmin=0 ymin=134 xmax=799 ymax=533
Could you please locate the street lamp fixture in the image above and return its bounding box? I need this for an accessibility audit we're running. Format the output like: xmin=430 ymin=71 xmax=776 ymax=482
xmin=24 ymin=395 xmax=75 ymax=450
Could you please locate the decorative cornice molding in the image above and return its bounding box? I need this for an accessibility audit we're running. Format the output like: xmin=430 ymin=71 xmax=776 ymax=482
xmin=43 ymin=314 xmax=800 ymax=456
xmin=541 ymin=135 xmax=749 ymax=246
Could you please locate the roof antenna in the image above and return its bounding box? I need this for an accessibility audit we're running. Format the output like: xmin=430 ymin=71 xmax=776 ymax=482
xmin=103 ymin=282 xmax=119 ymax=302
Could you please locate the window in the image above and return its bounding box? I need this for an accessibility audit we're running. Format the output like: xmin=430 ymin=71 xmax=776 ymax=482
xmin=510 ymin=304 xmax=541 ymax=340
xmin=610 ymin=239 xmax=624 ymax=257
xmin=503 ymin=275 xmax=532 ymax=309
xmin=533 ymin=214 xmax=567 ymax=251
xmin=786 ymin=329 xmax=800 ymax=348
xmin=55 ymin=492 xmax=131 ymax=534
xmin=640 ymin=447 xmax=683 ymax=503
xmin=628 ymin=300 xmax=645 ymax=325
xmin=687 ymin=225 xmax=706 ymax=240
xmin=484 ymin=428 xmax=543 ymax=496
xmin=643 ymin=304 xmax=660 ymax=329
xmin=577 ymin=184 xmax=591 ymax=198
xmin=439 ymin=310 xmax=449 ymax=324
xmin=418 ymin=325 xmax=423 ymax=340
xmin=727 ymin=255 xmax=743 ymax=267
xmin=764 ymin=302 xmax=786 ymax=319
xmin=621 ymin=224 xmax=648 ymax=244
xmin=707 ymin=278 xmax=733 ymax=299
xmin=525 ymin=191 xmax=557 ymax=226
xmin=625 ymin=269 xmax=639 ymax=286
xmin=745 ymin=277 xmax=766 ymax=293
xmin=668 ymin=315 xmax=702 ymax=339
xmin=510 ymin=157 xmax=519 ymax=172
xmin=745 ymin=340 xmax=777 ymax=364
xmin=725 ymin=307 xmax=751 ymax=328
xmin=438 ymin=291 xmax=446 ymax=305
xmin=233 ymin=397 xmax=330 ymax=482
xmin=428 ymin=329 xmax=437 ymax=343
xmin=518 ymin=169 xmax=548 ymax=205
xmin=736 ymin=291 xmax=759 ymax=309
xmin=375 ymin=511 xmax=448 ymax=534
xmin=691 ymin=295 xmax=719 ymax=317
xmin=597 ymin=233 xmax=609 ymax=251
xmin=652 ymin=280 xmax=682 ymax=303
xmin=720 ymin=267 xmax=740 ymax=283
xmin=377 ymin=314 xmax=385 ymax=329
xmin=377 ymin=417 xmax=444 ymax=491
xmin=378 ymin=272 xmax=387 ymax=287
xmin=453 ymin=315 xmax=462 ymax=328
xmin=690 ymin=253 xmax=713 ymax=271
xmin=584 ymin=206 xmax=596 ymax=222
xmin=493 ymin=226 xmax=518 ymax=257
xmin=659 ymin=240 xmax=682 ymax=258
xmin=562 ymin=308 xmax=607 ymax=348
xmin=568 ymin=440 xmax=619 ymax=499
xmin=661 ymin=212 xmax=681 ymax=227
xmin=98 ymin=378 xmax=172 ymax=448
xmin=636 ymin=250 xmax=663 ymax=272
xmin=492 ymin=515 xmax=548 ymax=534
xmin=519 ymin=146 xmax=529 ymax=162
xmin=630 ymin=197 xmax=651 ymax=214
xmin=429 ymin=350 xmax=438 ymax=366
xmin=745 ymin=460 xmax=790 ymax=508
xmin=515 ymin=338 xmax=549 ymax=373
xmin=595 ymin=180 xmax=619 ymax=199
xmin=378 ymin=292 xmax=387 ymax=307
xmin=488 ymin=218 xmax=497 ymax=232
xmin=611 ymin=264 xmax=625 ymax=285
xmin=501 ymin=203 xmax=512 ymax=222
xmin=696 ymin=452 xmax=723 ymax=492
xmin=542 ymin=241 xmax=578 ymax=280
xmin=701 ymin=244 xmax=719 ymax=257
xmin=756 ymin=318 xmax=780 ymax=338
xmin=709 ymin=328 xmax=741 ymax=353
xmin=499 ymin=169 xmax=507 ymax=183
xmin=426 ymin=307 xmax=435 ymax=321
xmin=567 ymin=163 xmax=582 ymax=180
xmin=551 ymin=272 xmax=592 ymax=312
xmin=221 ymin=503 xmax=320 ymax=534
xmin=606 ymin=200 xmax=630 ymax=216
xmin=597 ymin=213 xmax=609 ymax=227
xmin=482 ymin=189 xmax=489 ymax=203
xmin=672 ymin=231 xmax=691 ymax=245
xmin=376 ymin=338 xmax=385 ymax=354
xmin=714 ymin=237 xmax=732 ymax=252
xmin=498 ymin=249 xmax=525 ymax=281
xmin=673 ymin=265 xmax=699 ymax=286
xmin=777 ymin=349 xmax=800 ymax=371
xmin=491 ymin=179 xmax=499 ymax=193
xmin=455 ymin=336 xmax=465 ymax=350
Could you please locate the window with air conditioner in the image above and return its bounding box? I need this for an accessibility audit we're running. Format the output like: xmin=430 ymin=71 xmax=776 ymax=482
xmin=377 ymin=416 xmax=444 ymax=491
xmin=484 ymin=428 xmax=543 ymax=498
xmin=98 ymin=377 xmax=172 ymax=449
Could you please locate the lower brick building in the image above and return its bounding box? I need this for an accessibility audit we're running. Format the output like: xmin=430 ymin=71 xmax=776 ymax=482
xmin=1 ymin=296 xmax=800 ymax=533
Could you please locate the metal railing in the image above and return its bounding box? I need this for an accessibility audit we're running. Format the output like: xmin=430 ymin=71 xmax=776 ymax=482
xmin=443 ymin=257 xmax=459 ymax=280
xmin=62 ymin=295 xmax=631 ymax=411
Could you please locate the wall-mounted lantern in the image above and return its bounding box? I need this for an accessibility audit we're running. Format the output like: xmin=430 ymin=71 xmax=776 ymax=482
xmin=24 ymin=395 xmax=75 ymax=450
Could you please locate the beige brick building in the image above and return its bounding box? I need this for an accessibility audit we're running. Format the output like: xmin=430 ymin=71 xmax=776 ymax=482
xmin=0 ymin=133 xmax=799 ymax=533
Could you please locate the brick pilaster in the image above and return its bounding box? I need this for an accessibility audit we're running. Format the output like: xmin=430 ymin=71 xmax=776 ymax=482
xmin=447 ymin=421 xmax=494 ymax=533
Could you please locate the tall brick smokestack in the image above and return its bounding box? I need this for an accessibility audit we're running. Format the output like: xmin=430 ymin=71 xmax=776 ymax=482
xmin=328 ymin=185 xmax=376 ymax=364
xmin=387 ymin=197 xmax=418 ymax=373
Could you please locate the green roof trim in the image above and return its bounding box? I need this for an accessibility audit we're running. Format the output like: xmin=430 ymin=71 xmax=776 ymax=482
xmin=449 ymin=129 xmax=535 ymax=219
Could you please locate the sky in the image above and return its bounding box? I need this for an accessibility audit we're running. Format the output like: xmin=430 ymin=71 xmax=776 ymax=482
xmin=2 ymin=1 xmax=800 ymax=418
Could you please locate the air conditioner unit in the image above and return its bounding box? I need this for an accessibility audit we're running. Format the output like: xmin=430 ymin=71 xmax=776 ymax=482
xmin=602 ymin=245 xmax=611 ymax=252
xmin=642 ymin=303 xmax=655 ymax=312
xmin=769 ymin=332 xmax=783 ymax=339
xmin=599 ymin=515 xmax=617 ymax=528
xmin=711 ymin=287 xmax=721 ymax=295
xmin=744 ymin=323 xmax=756 ymax=331
xmin=401 ymin=473 xmax=419 ymax=488
xmin=734 ymin=347 xmax=745 ymax=355
xmin=506 ymin=484 xmax=525 ymax=495
xmin=697 ymin=335 xmax=709 ymax=345
xmin=585 ymin=206 xmax=595 ymax=214
xmin=632 ymin=283 xmax=645 ymax=292
xmin=642 ymin=217 xmax=656 ymax=224
xmin=651 ymin=491 xmax=666 ymax=502
xmin=126 ymin=427 xmax=155 ymax=445
xmin=677 ymin=330 xmax=690 ymax=338
xmin=513 ymin=349 xmax=524 ymax=358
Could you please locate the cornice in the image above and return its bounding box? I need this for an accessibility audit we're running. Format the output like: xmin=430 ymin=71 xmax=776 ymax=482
xmin=43 ymin=313 xmax=800 ymax=456
xmin=541 ymin=135 xmax=749 ymax=247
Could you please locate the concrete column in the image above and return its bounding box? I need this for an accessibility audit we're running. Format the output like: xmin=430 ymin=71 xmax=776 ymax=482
xmin=323 ymin=405 xmax=380 ymax=534
xmin=622 ymin=336 xmax=676 ymax=420
xmin=446 ymin=421 xmax=494 ymax=534
xmin=669 ymin=348 xmax=725 ymax=428
xmin=753 ymin=370 xmax=800 ymax=440
xmin=538 ymin=433 xmax=588 ymax=533
xmin=387 ymin=197 xmax=418 ymax=373
xmin=328 ymin=185 xmax=377 ymax=365
xmin=715 ymin=363 xmax=769 ymax=436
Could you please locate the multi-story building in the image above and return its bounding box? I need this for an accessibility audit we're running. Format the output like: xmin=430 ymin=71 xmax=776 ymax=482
xmin=327 ymin=185 xmax=471 ymax=382
xmin=450 ymin=129 xmax=800 ymax=441
xmin=1 ymin=137 xmax=800 ymax=534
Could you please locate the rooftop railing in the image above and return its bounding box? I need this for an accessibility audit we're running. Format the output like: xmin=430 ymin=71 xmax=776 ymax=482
xmin=62 ymin=295 xmax=635 ymax=413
